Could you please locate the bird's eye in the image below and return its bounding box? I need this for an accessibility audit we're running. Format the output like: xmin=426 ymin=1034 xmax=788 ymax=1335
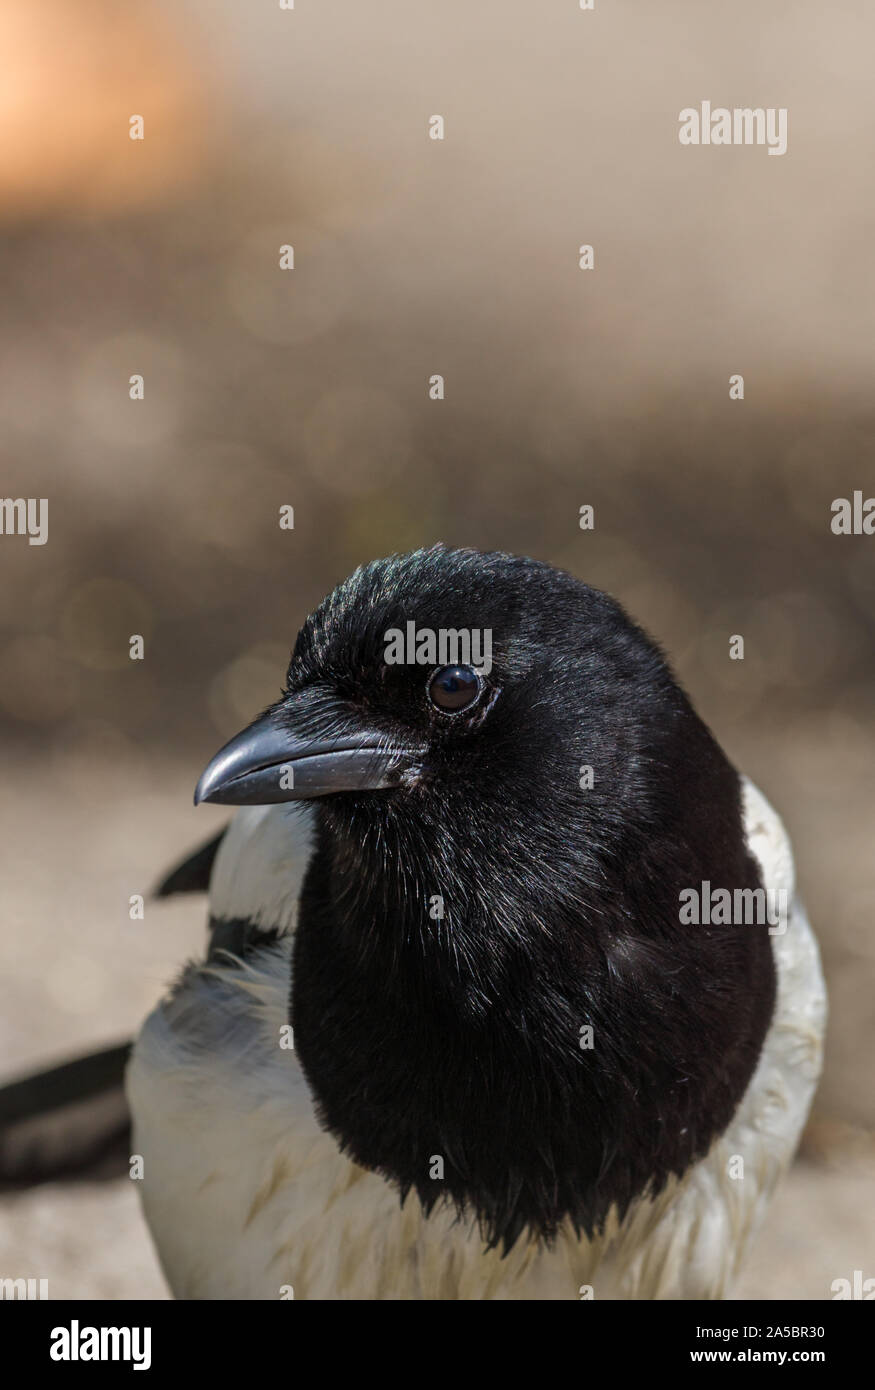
xmin=427 ymin=665 xmax=483 ymax=713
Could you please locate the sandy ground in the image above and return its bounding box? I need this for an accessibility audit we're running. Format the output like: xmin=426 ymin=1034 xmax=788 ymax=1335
xmin=1 ymin=745 xmax=873 ymax=1300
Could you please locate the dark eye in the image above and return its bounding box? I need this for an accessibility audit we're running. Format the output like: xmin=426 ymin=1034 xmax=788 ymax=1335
xmin=427 ymin=665 xmax=482 ymax=713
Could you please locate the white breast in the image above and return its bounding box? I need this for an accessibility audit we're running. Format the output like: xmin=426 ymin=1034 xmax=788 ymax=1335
xmin=127 ymin=781 xmax=826 ymax=1299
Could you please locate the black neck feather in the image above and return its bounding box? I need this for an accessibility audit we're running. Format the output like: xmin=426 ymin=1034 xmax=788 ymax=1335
xmin=291 ymin=715 xmax=776 ymax=1251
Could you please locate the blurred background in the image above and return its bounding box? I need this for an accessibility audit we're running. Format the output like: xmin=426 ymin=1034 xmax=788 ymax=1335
xmin=0 ymin=0 xmax=872 ymax=1297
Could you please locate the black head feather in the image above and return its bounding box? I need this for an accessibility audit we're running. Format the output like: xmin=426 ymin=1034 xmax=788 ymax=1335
xmin=288 ymin=545 xmax=775 ymax=1250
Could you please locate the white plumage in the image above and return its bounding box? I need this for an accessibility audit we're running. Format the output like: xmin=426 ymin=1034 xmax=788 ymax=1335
xmin=127 ymin=778 xmax=825 ymax=1300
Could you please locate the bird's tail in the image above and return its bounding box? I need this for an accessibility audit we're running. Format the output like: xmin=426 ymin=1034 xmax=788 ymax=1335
xmin=0 ymin=1042 xmax=132 ymax=1189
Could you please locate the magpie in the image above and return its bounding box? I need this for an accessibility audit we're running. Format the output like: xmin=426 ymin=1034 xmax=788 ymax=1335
xmin=0 ymin=546 xmax=826 ymax=1299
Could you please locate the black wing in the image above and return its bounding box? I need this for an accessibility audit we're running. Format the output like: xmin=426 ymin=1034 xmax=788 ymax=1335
xmin=0 ymin=828 xmax=232 ymax=1187
xmin=0 ymin=1043 xmax=132 ymax=1189
xmin=154 ymin=829 xmax=228 ymax=898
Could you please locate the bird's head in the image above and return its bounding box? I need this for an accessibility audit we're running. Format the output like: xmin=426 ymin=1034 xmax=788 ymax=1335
xmin=195 ymin=545 xmax=775 ymax=1249
xmin=196 ymin=545 xmax=690 ymax=912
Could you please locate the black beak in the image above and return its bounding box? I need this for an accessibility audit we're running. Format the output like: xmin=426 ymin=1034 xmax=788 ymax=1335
xmin=194 ymin=699 xmax=421 ymax=806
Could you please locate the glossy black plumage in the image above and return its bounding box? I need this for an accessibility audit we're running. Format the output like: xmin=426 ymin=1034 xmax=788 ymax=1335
xmin=282 ymin=546 xmax=775 ymax=1249
xmin=155 ymin=831 xmax=226 ymax=898
xmin=0 ymin=545 xmax=779 ymax=1258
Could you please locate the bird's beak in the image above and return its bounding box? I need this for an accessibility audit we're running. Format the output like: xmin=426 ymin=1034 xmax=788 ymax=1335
xmin=194 ymin=700 xmax=421 ymax=806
